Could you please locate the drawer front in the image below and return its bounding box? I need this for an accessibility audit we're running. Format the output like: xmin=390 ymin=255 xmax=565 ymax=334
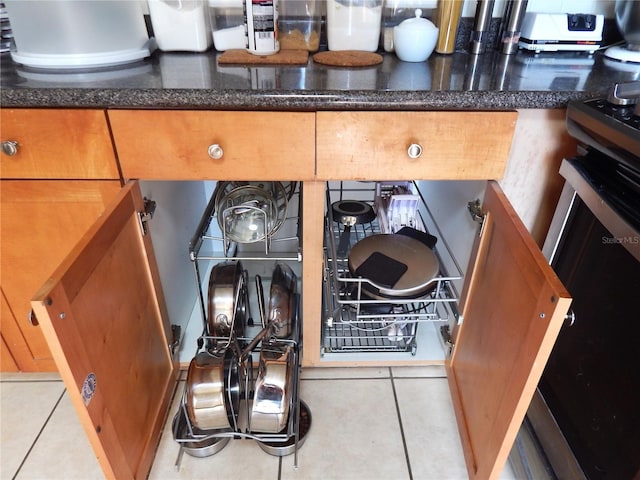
xmin=109 ymin=110 xmax=316 ymax=180
xmin=0 ymin=109 xmax=120 ymax=179
xmin=316 ymin=111 xmax=517 ymax=180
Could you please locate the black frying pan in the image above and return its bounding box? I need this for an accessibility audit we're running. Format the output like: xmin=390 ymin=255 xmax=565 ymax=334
xmin=332 ymin=200 xmax=376 ymax=256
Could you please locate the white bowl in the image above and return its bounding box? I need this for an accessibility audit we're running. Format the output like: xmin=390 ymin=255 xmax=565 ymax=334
xmin=393 ymin=9 xmax=438 ymax=63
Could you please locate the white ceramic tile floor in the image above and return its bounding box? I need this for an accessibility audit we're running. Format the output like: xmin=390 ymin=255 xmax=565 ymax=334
xmin=1 ymin=367 xmax=518 ymax=480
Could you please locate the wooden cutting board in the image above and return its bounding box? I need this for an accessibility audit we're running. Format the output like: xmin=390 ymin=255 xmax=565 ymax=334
xmin=218 ymin=49 xmax=309 ymax=65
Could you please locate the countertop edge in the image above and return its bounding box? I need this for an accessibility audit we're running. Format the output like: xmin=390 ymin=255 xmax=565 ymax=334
xmin=0 ymin=88 xmax=600 ymax=110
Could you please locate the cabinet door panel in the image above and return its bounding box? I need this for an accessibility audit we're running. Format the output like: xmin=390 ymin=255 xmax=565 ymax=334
xmin=31 ymin=181 xmax=175 ymax=479
xmin=316 ymin=111 xmax=516 ymax=180
xmin=0 ymin=109 xmax=119 ymax=179
xmin=448 ymin=181 xmax=571 ymax=480
xmin=109 ymin=110 xmax=316 ymax=180
xmin=0 ymin=180 xmax=121 ymax=372
xmin=0 ymin=300 xmax=19 ymax=372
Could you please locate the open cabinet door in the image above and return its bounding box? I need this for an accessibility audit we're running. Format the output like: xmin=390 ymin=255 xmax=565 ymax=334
xmin=31 ymin=181 xmax=177 ymax=480
xmin=447 ymin=181 xmax=571 ymax=480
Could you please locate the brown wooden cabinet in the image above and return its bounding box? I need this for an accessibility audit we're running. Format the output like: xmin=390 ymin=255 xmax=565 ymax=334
xmin=108 ymin=110 xmax=316 ymax=180
xmin=24 ymin=108 xmax=570 ymax=480
xmin=316 ymin=111 xmax=514 ymax=180
xmin=0 ymin=109 xmax=120 ymax=179
xmin=0 ymin=109 xmax=121 ymax=372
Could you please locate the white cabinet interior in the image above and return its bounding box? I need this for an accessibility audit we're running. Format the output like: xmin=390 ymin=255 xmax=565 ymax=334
xmin=319 ymin=179 xmax=491 ymax=364
xmin=139 ymin=180 xmax=303 ymax=366
xmin=139 ymin=179 xmax=497 ymax=367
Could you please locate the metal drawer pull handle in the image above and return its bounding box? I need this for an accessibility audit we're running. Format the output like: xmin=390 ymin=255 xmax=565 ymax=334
xmin=207 ymin=144 xmax=224 ymax=160
xmin=407 ymin=143 xmax=422 ymax=159
xmin=1 ymin=140 xmax=19 ymax=156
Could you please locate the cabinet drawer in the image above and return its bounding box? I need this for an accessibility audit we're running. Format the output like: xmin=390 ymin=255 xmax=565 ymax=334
xmin=0 ymin=109 xmax=120 ymax=179
xmin=108 ymin=110 xmax=316 ymax=180
xmin=316 ymin=111 xmax=517 ymax=180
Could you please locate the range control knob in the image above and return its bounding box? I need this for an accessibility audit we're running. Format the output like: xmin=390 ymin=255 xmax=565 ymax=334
xmin=608 ymin=81 xmax=640 ymax=106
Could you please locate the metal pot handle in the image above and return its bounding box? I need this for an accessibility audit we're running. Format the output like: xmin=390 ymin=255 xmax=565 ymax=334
xmin=255 ymin=274 xmax=267 ymax=328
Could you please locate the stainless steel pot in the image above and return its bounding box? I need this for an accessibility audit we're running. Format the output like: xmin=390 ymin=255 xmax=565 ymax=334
xmin=207 ymin=260 xmax=246 ymax=340
xmin=250 ymin=343 xmax=295 ymax=433
xmin=185 ymin=348 xmax=240 ymax=431
xmin=172 ymin=408 xmax=231 ymax=457
xmin=256 ymin=400 xmax=311 ymax=456
xmin=267 ymin=263 xmax=297 ymax=339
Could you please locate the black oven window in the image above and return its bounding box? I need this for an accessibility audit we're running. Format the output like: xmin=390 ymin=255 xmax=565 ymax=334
xmin=539 ymin=197 xmax=640 ymax=479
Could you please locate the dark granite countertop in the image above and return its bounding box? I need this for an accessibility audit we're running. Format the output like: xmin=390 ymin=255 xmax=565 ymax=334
xmin=1 ymin=48 xmax=638 ymax=110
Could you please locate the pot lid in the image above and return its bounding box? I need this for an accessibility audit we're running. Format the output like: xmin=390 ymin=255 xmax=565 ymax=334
xmin=348 ymin=233 xmax=439 ymax=298
xmin=396 ymin=9 xmax=437 ymax=32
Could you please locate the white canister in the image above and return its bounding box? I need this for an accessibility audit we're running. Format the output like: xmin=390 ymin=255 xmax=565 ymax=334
xmin=244 ymin=0 xmax=280 ymax=55
xmin=209 ymin=0 xmax=246 ymax=51
xmin=327 ymin=0 xmax=383 ymax=52
xmin=148 ymin=0 xmax=212 ymax=52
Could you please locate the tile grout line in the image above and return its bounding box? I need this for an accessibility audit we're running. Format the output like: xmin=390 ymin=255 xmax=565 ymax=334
xmin=389 ymin=368 xmax=413 ymax=480
xmin=11 ymin=388 xmax=67 ymax=480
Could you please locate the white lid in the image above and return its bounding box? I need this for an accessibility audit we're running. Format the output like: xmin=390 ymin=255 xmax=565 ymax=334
xmin=208 ymin=0 xmax=243 ymax=7
xmin=396 ymin=9 xmax=437 ymax=31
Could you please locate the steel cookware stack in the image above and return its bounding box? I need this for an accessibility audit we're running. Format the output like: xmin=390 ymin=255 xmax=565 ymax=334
xmin=173 ymin=260 xmax=309 ymax=459
xmin=173 ymin=179 xmax=309 ymax=463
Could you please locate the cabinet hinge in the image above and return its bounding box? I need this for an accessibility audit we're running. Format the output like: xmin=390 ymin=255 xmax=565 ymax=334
xmin=138 ymin=197 xmax=157 ymax=236
xmin=170 ymin=324 xmax=181 ymax=357
xmin=440 ymin=325 xmax=454 ymax=357
xmin=467 ymin=199 xmax=486 ymax=235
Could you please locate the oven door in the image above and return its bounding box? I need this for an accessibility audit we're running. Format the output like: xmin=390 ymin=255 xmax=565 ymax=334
xmin=521 ymin=155 xmax=640 ymax=479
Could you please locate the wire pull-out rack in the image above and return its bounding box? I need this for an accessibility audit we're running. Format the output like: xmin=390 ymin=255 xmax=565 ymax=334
xmin=322 ymin=181 xmax=463 ymax=357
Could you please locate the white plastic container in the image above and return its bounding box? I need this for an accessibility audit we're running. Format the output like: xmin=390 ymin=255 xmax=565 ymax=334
xmin=208 ymin=0 xmax=245 ymax=51
xmin=5 ymin=0 xmax=154 ymax=69
xmin=148 ymin=0 xmax=212 ymax=52
xmin=327 ymin=0 xmax=383 ymax=52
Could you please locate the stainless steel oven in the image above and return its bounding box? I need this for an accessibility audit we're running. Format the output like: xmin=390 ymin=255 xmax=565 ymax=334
xmin=515 ymin=83 xmax=640 ymax=479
